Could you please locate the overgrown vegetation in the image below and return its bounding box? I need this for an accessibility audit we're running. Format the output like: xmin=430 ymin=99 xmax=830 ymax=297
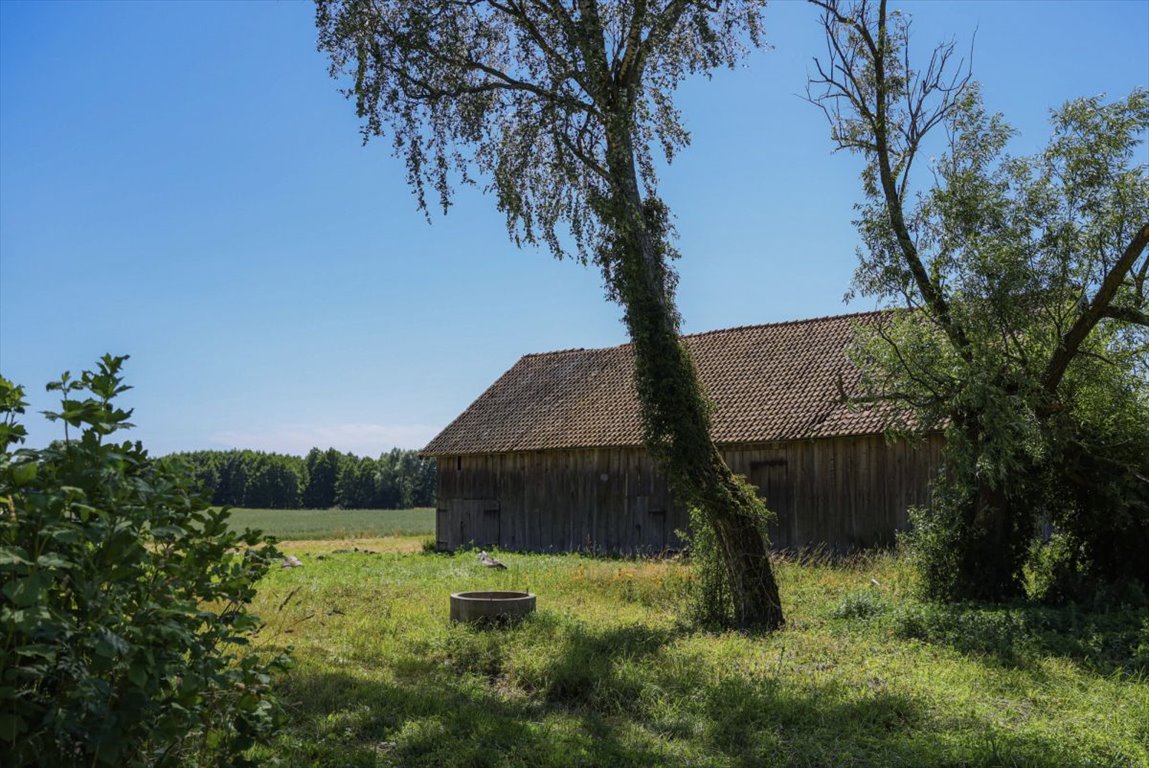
xmin=0 ymin=357 xmax=286 ymax=767
xmin=810 ymin=0 xmax=1149 ymax=602
xmin=679 ymin=505 xmax=734 ymax=629
xmin=249 ymin=540 xmax=1148 ymax=767
xmin=170 ymin=447 xmax=436 ymax=511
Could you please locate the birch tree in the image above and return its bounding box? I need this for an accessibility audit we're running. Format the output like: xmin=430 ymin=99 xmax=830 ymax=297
xmin=315 ymin=0 xmax=783 ymax=628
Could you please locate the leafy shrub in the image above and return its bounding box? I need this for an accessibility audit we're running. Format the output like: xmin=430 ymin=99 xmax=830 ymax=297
xmin=0 ymin=356 xmax=287 ymax=767
xmin=1038 ymin=367 xmax=1149 ymax=599
xmin=1134 ymin=620 xmax=1149 ymax=671
xmin=1026 ymin=532 xmax=1093 ymax=606
xmin=897 ymin=500 xmax=962 ymax=603
xmin=677 ymin=506 xmax=734 ymax=629
xmin=831 ymin=590 xmax=888 ymax=621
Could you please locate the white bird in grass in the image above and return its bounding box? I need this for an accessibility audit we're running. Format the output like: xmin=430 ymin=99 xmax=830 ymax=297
xmin=478 ymin=550 xmax=507 ymax=570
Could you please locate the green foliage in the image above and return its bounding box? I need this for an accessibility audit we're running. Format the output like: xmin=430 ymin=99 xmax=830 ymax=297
xmin=315 ymin=0 xmax=765 ymax=265
xmin=303 ymin=447 xmax=341 ymax=509
xmin=899 ymin=500 xmax=965 ymax=603
xmin=813 ymin=0 xmax=1149 ymax=601
xmin=1026 ymin=533 xmax=1093 ymax=607
xmin=868 ymin=87 xmax=1149 ymax=597
xmin=0 ymin=357 xmax=286 ymax=767
xmin=677 ymin=507 xmax=733 ymax=629
xmin=891 ymin=600 xmax=1149 ymax=675
xmin=1037 ymin=344 xmax=1149 ymax=592
xmin=173 ymin=446 xmax=436 ymax=511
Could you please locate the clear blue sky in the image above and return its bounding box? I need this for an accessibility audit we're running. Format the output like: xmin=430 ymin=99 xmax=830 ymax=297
xmin=1 ymin=0 xmax=1146 ymax=456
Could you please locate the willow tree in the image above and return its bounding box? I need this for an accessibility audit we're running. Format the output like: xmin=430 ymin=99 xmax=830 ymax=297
xmin=808 ymin=0 xmax=1149 ymax=600
xmin=315 ymin=0 xmax=782 ymax=628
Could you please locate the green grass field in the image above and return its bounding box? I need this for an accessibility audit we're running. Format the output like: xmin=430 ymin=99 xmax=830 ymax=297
xmin=227 ymin=508 xmax=434 ymax=540
xmin=247 ymin=538 xmax=1149 ymax=767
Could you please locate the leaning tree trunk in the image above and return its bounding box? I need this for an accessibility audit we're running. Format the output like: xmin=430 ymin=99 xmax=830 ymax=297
xmin=599 ymin=127 xmax=784 ymax=631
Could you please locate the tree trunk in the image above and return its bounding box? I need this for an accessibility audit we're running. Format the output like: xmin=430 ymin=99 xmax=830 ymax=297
xmin=947 ymin=418 xmax=1031 ymax=602
xmin=599 ymin=126 xmax=783 ymax=631
xmin=960 ymin=482 xmax=1027 ymax=601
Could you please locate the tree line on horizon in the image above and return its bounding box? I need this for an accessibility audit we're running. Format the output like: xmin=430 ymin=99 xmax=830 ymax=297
xmin=168 ymin=447 xmax=436 ymax=510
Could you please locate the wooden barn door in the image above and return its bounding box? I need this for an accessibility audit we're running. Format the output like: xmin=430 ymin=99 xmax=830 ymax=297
xmin=751 ymin=460 xmax=794 ymax=549
xmin=631 ymin=495 xmax=668 ymax=553
xmin=448 ymin=500 xmax=501 ymax=549
xmin=480 ymin=506 xmax=501 ymax=548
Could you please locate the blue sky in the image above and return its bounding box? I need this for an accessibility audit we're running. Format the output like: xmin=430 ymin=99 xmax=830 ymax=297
xmin=1 ymin=0 xmax=1146 ymax=456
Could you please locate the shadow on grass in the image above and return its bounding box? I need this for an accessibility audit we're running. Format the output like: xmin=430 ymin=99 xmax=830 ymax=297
xmin=269 ymin=662 xmax=665 ymax=768
xmin=888 ymin=600 xmax=1149 ymax=674
xmin=263 ymin=617 xmax=1114 ymax=768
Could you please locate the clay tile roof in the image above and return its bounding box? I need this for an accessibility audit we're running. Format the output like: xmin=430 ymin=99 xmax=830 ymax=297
xmin=422 ymin=311 xmax=892 ymax=456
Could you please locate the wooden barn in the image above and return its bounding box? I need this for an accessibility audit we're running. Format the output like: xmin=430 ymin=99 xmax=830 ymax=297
xmin=422 ymin=311 xmax=942 ymax=554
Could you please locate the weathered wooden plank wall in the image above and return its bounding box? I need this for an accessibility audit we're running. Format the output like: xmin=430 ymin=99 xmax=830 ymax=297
xmin=435 ymin=434 xmax=943 ymax=553
xmin=436 ymin=448 xmax=682 ymax=553
xmin=722 ymin=435 xmax=943 ymax=549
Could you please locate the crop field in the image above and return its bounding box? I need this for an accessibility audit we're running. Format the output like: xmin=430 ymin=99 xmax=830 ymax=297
xmin=227 ymin=508 xmax=434 ymax=540
xmin=246 ymin=537 xmax=1149 ymax=768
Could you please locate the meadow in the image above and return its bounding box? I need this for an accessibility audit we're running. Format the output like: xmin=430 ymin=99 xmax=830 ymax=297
xmin=226 ymin=507 xmax=434 ymax=540
xmin=246 ymin=534 xmax=1149 ymax=768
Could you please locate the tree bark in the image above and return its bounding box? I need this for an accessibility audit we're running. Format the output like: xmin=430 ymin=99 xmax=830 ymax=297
xmin=600 ymin=123 xmax=784 ymax=631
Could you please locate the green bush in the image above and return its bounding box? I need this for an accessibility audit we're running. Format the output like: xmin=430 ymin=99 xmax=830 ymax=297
xmin=0 ymin=356 xmax=287 ymax=767
xmin=891 ymin=603 xmax=1032 ymax=665
xmin=677 ymin=506 xmax=734 ymax=629
xmin=898 ymin=501 xmax=965 ymax=603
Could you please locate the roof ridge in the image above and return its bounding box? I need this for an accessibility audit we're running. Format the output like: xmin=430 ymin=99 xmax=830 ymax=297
xmin=520 ymin=346 xmax=598 ymax=359
xmin=681 ymin=309 xmax=890 ymax=340
xmin=517 ymin=310 xmax=889 ymax=360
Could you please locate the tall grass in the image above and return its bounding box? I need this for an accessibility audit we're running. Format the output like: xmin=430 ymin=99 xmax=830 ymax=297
xmin=248 ymin=542 xmax=1148 ymax=767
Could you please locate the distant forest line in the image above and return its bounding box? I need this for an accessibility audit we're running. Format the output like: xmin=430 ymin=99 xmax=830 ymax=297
xmin=169 ymin=447 xmax=436 ymax=510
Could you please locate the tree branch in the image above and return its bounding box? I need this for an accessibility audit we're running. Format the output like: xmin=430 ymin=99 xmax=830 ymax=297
xmin=488 ymin=0 xmax=596 ymax=99
xmin=1043 ymin=221 xmax=1149 ymax=394
xmin=1101 ymin=304 xmax=1149 ymax=327
xmin=809 ymin=0 xmax=973 ymax=360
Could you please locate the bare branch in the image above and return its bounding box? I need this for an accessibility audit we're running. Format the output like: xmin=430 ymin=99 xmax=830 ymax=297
xmin=808 ymin=0 xmax=973 ymax=359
